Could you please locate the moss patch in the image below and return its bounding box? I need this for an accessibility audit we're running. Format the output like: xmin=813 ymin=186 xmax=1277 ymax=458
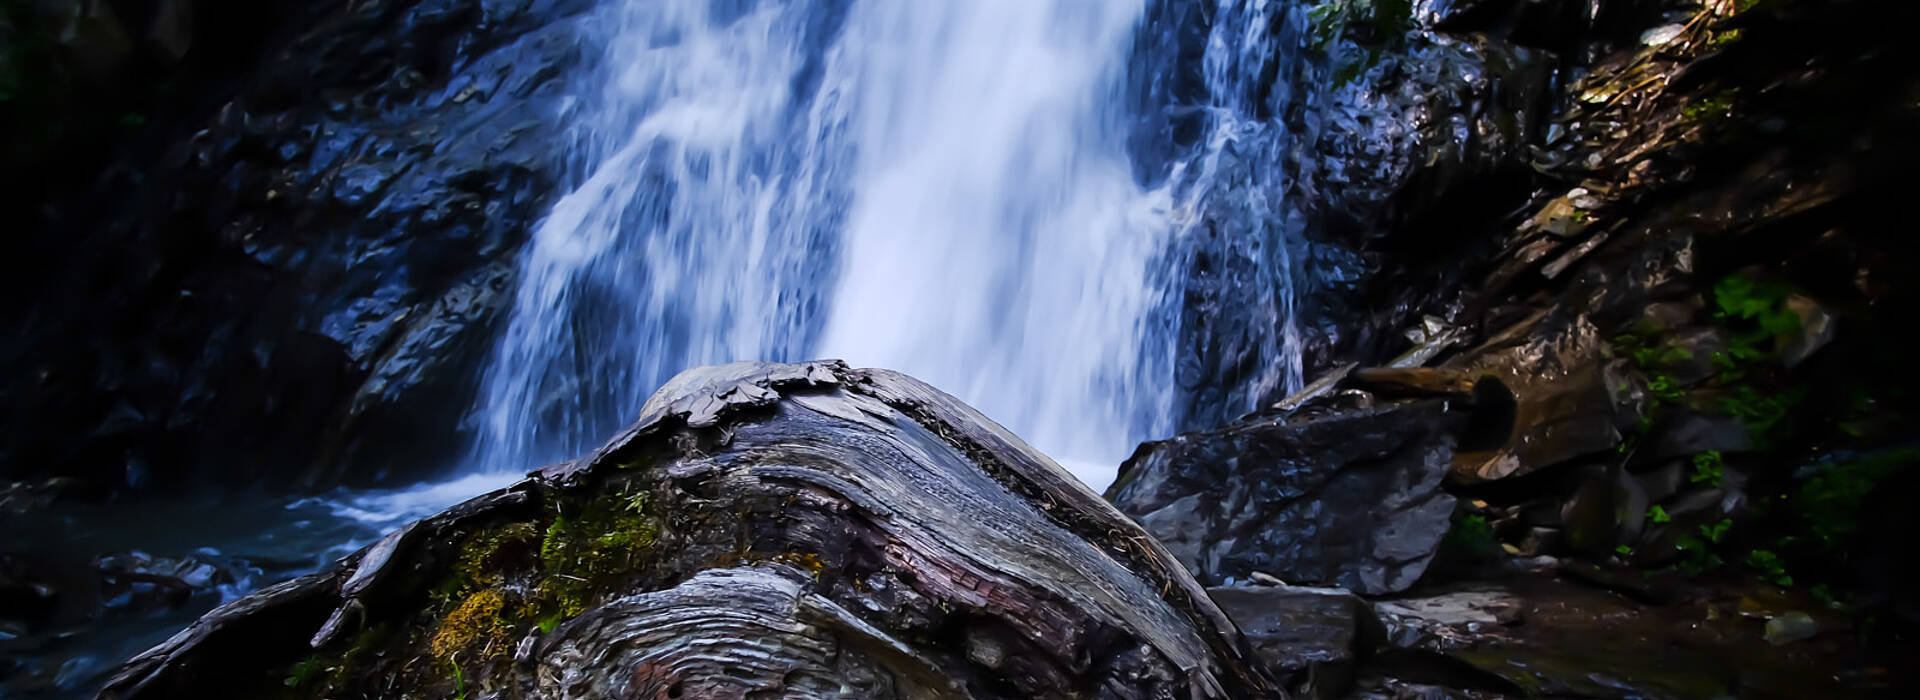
xmin=429 ymin=588 xmax=514 ymax=663
xmin=533 ymin=489 xmax=661 ymax=619
xmin=439 ymin=522 xmax=541 ymax=599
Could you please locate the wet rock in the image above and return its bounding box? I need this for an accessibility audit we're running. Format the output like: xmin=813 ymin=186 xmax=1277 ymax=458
xmin=0 ymin=479 xmax=79 ymax=521
xmin=1210 ymin=583 xmax=1385 ymax=698
xmin=1561 ymin=464 xmax=1648 ymax=557
xmin=0 ymin=546 xmax=252 ymax=696
xmin=1437 ymin=309 xmax=1646 ymax=484
xmin=1780 ymin=295 xmax=1837 ymax=367
xmin=1649 ymin=411 xmax=1753 ymax=460
xmin=1364 ymin=575 xmax=1870 ymax=699
xmin=1151 ymin=0 xmax=1558 ymax=429
xmin=100 ymin=362 xmax=1279 ymax=699
xmin=1634 ymin=459 xmax=1687 ymax=504
xmin=0 ymin=551 xmax=238 ymax=636
xmin=1650 ymin=326 xmax=1730 ymax=386
xmin=322 ymin=261 xmax=518 ymax=486
xmin=93 ymin=553 xmax=234 ymax=596
xmin=1509 ymin=527 xmax=1561 ymax=558
xmin=3 ymin=0 xmax=597 ymax=490
xmin=1763 ymin=611 xmax=1818 ymax=646
xmin=1373 ymin=587 xmax=1525 ymax=650
xmin=1109 ymin=401 xmax=1464 ymax=595
xmin=1350 ymin=675 xmax=1510 ymax=700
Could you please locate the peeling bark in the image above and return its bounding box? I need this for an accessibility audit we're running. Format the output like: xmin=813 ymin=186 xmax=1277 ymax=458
xmin=99 ymin=361 xmax=1280 ymax=699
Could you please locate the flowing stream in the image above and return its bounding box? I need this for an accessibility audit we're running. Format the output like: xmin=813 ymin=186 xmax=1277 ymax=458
xmin=469 ymin=0 xmax=1304 ymax=489
xmin=31 ymin=2 xmax=1316 ymax=694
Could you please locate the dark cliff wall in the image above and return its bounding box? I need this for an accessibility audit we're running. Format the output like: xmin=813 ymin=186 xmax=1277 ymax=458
xmin=1 ymin=0 xmax=595 ymax=491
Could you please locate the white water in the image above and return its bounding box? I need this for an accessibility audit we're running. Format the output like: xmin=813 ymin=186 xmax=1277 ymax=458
xmin=466 ymin=0 xmax=1189 ymax=488
xmin=56 ymin=5 xmax=1321 ymax=692
xmin=815 ymin=2 xmax=1177 ymax=489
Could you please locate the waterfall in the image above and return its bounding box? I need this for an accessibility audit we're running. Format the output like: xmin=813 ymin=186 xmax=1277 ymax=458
xmin=469 ymin=0 xmax=1306 ymax=488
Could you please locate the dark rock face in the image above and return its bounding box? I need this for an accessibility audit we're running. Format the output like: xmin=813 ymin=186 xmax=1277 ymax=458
xmin=99 ymin=362 xmax=1279 ymax=699
xmin=1 ymin=0 xmax=597 ymax=491
xmin=1131 ymin=0 xmax=1557 ymax=432
xmin=1108 ymin=402 xmax=1463 ymax=595
xmin=1209 ymin=584 xmax=1384 ymax=699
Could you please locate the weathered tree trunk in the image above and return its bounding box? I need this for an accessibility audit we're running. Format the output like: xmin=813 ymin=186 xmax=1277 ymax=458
xmin=98 ymin=361 xmax=1281 ymax=699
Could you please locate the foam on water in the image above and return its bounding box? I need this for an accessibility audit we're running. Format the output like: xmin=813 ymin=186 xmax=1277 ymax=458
xmin=464 ymin=0 xmax=1309 ymax=490
xmin=464 ymin=0 xmax=1184 ymax=487
xmin=316 ymin=472 xmax=525 ymax=529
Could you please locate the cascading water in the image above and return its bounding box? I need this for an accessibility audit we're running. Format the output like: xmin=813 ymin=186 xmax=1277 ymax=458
xmin=42 ymin=4 xmax=1322 ymax=694
xmin=469 ymin=0 xmax=1310 ymax=489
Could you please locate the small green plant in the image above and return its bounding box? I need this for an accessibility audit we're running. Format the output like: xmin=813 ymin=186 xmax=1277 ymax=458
xmin=1701 ymin=517 xmax=1733 ymax=544
xmin=1747 ymin=549 xmax=1793 ymax=587
xmin=284 ymin=656 xmax=326 ymax=688
xmin=452 ymin=663 xmax=468 ymax=700
xmin=1307 ymin=0 xmax=1416 ymax=86
xmin=1672 ymin=517 xmax=1734 ymax=574
xmin=1721 ymin=384 xmax=1803 ymax=442
xmin=1673 ymin=534 xmax=1725 ymax=573
xmin=1810 ymin=584 xmax=1847 ymax=611
xmin=1682 ymin=89 xmax=1739 ymax=124
xmin=1647 ymin=373 xmax=1686 ymax=404
xmin=1690 ymin=452 xmax=1726 ymax=487
xmin=1442 ymin=513 xmax=1500 ymax=561
xmin=1614 ymin=544 xmax=1634 ymax=557
xmin=1647 ymin=505 xmax=1672 ymax=524
xmin=621 ymin=489 xmax=650 ymax=515
xmin=1712 ymin=272 xmax=1802 ymax=363
xmin=1617 ymin=332 xmax=1694 ymax=372
xmin=1793 ymin=449 xmax=1917 ymax=546
xmin=1612 ymin=332 xmax=1691 ymax=408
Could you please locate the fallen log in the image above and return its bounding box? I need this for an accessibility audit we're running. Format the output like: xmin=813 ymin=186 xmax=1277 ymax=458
xmin=98 ymin=361 xmax=1280 ymax=699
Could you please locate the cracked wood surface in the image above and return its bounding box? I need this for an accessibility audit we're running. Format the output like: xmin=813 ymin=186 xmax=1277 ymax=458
xmin=100 ymin=361 xmax=1280 ymax=699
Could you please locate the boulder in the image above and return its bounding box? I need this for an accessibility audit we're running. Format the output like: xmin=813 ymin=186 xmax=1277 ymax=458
xmin=98 ymin=362 xmax=1279 ymax=699
xmin=1444 ymin=312 xmax=1641 ymax=484
xmin=1559 ymin=464 xmax=1649 ymax=558
xmin=1108 ymin=402 xmax=1465 ymax=595
xmin=0 ymin=547 xmax=247 ymax=696
xmin=1210 ymin=583 xmax=1385 ymax=699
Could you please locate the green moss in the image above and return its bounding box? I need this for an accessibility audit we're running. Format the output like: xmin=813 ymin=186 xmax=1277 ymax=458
xmin=1682 ymin=89 xmax=1739 ymax=125
xmin=1307 ymin=0 xmax=1416 ymax=87
xmin=437 ymin=521 xmax=540 ymax=600
xmin=283 ymin=656 xmax=325 ymax=689
xmin=530 ymin=489 xmax=661 ymax=622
